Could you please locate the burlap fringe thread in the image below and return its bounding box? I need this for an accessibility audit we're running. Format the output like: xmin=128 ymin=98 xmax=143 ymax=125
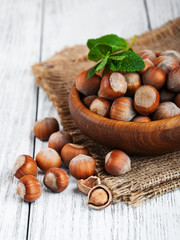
xmin=32 ymin=18 xmax=180 ymax=207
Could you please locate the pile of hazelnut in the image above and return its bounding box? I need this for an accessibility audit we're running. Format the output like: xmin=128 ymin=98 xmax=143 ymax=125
xmin=76 ymin=50 xmax=180 ymax=122
xmin=14 ymin=117 xmax=131 ymax=209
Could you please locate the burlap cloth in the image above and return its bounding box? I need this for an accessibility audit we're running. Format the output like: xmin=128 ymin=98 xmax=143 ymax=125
xmin=32 ymin=18 xmax=180 ymax=207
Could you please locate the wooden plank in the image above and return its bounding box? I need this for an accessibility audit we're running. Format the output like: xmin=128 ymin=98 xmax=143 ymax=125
xmin=0 ymin=0 xmax=42 ymax=239
xmin=28 ymin=0 xmax=150 ymax=239
xmin=146 ymin=0 xmax=180 ymax=28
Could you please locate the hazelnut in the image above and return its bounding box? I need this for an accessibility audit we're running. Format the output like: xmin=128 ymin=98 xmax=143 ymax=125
xmin=159 ymin=89 xmax=176 ymax=102
xmin=134 ymin=85 xmax=160 ymax=115
xmin=132 ymin=116 xmax=151 ymax=123
xmin=69 ymin=154 xmax=96 ymax=180
xmin=142 ymin=67 xmax=166 ymax=90
xmin=48 ymin=131 xmax=72 ymax=154
xmin=61 ymin=143 xmax=89 ymax=167
xmin=33 ymin=117 xmax=59 ymax=141
xmin=139 ymin=58 xmax=154 ymax=74
xmin=43 ymin=167 xmax=69 ymax=192
xmin=17 ymin=175 xmax=42 ymax=202
xmin=87 ymin=184 xmax=112 ymax=210
xmin=83 ymin=95 xmax=97 ymax=108
xmin=89 ymin=97 xmax=111 ymax=117
xmin=98 ymin=72 xmax=127 ymax=100
xmin=153 ymin=56 xmax=167 ymax=66
xmin=137 ymin=50 xmax=156 ymax=62
xmin=76 ymin=70 xmax=101 ymax=96
xmin=153 ymin=102 xmax=180 ymax=120
xmin=124 ymin=72 xmax=141 ymax=96
xmin=36 ymin=148 xmax=61 ymax=172
xmin=174 ymin=93 xmax=180 ymax=108
xmin=157 ymin=57 xmax=179 ymax=74
xmin=77 ymin=176 xmax=101 ymax=195
xmin=14 ymin=155 xmax=38 ymax=179
xmin=167 ymin=67 xmax=180 ymax=92
xmin=105 ymin=150 xmax=131 ymax=175
xmin=110 ymin=97 xmax=136 ymax=122
xmin=160 ymin=50 xmax=180 ymax=63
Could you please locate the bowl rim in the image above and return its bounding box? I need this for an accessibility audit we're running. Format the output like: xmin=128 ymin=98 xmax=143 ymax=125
xmin=70 ymin=85 xmax=180 ymax=130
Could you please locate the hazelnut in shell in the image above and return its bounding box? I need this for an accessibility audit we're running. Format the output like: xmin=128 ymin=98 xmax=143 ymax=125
xmin=36 ymin=148 xmax=61 ymax=172
xmin=134 ymin=85 xmax=160 ymax=115
xmin=139 ymin=58 xmax=154 ymax=74
xmin=167 ymin=67 xmax=180 ymax=92
xmin=132 ymin=116 xmax=151 ymax=123
xmin=89 ymin=97 xmax=111 ymax=117
xmin=61 ymin=143 xmax=89 ymax=167
xmin=160 ymin=50 xmax=180 ymax=63
xmin=137 ymin=50 xmax=156 ymax=62
xmin=69 ymin=154 xmax=96 ymax=180
xmin=77 ymin=176 xmax=101 ymax=195
xmin=105 ymin=150 xmax=131 ymax=175
xmin=33 ymin=117 xmax=59 ymax=141
xmin=43 ymin=167 xmax=69 ymax=192
xmin=14 ymin=155 xmax=38 ymax=179
xmin=174 ymin=93 xmax=180 ymax=108
xmin=83 ymin=95 xmax=97 ymax=108
xmin=98 ymin=72 xmax=127 ymax=100
xmin=110 ymin=97 xmax=136 ymax=122
xmin=76 ymin=70 xmax=101 ymax=96
xmin=157 ymin=57 xmax=179 ymax=74
xmin=124 ymin=72 xmax=141 ymax=96
xmin=17 ymin=175 xmax=42 ymax=202
xmin=48 ymin=131 xmax=72 ymax=154
xmin=142 ymin=67 xmax=166 ymax=90
xmin=153 ymin=102 xmax=180 ymax=120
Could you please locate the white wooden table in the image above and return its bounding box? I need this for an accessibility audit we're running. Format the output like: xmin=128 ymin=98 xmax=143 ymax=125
xmin=0 ymin=0 xmax=180 ymax=239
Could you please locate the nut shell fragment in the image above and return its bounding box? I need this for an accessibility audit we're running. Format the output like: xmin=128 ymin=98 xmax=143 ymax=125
xmin=77 ymin=176 xmax=101 ymax=195
xmin=87 ymin=184 xmax=112 ymax=210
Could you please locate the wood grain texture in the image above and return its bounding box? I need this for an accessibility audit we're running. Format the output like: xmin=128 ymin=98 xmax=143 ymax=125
xmin=0 ymin=0 xmax=42 ymax=239
xmin=69 ymin=86 xmax=180 ymax=155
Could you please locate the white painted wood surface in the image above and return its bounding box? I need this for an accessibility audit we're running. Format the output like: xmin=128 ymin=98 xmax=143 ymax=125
xmin=0 ymin=0 xmax=179 ymax=239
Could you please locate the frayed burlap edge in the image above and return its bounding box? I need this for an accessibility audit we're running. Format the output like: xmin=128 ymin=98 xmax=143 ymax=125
xmin=32 ymin=18 xmax=180 ymax=207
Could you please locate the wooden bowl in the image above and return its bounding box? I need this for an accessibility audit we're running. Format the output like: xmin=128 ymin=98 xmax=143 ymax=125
xmin=69 ymin=85 xmax=180 ymax=156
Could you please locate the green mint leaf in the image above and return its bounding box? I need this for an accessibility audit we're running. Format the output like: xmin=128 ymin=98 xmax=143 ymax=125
xmin=108 ymin=59 xmax=122 ymax=72
xmin=87 ymin=34 xmax=128 ymax=52
xmin=110 ymin=50 xmax=145 ymax=71
xmin=109 ymin=55 xmax=126 ymax=61
xmin=96 ymin=52 xmax=110 ymax=72
xmin=87 ymin=62 xmax=101 ymax=79
xmin=88 ymin=44 xmax=112 ymax=62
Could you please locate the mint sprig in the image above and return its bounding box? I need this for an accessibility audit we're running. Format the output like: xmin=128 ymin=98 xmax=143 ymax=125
xmin=87 ymin=34 xmax=145 ymax=79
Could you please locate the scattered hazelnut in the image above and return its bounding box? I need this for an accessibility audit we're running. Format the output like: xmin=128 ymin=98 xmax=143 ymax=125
xmin=33 ymin=117 xmax=59 ymax=141
xmin=105 ymin=150 xmax=131 ymax=175
xmin=167 ymin=67 xmax=180 ymax=92
xmin=98 ymin=72 xmax=127 ymax=100
xmin=89 ymin=97 xmax=111 ymax=117
xmin=134 ymin=85 xmax=160 ymax=115
xmin=139 ymin=58 xmax=154 ymax=74
xmin=43 ymin=167 xmax=69 ymax=192
xmin=174 ymin=93 xmax=180 ymax=108
xmin=48 ymin=131 xmax=72 ymax=154
xmin=142 ymin=67 xmax=166 ymax=90
xmin=17 ymin=175 xmax=42 ymax=202
xmin=110 ymin=97 xmax=136 ymax=121
xmin=69 ymin=154 xmax=96 ymax=180
xmin=14 ymin=155 xmax=38 ymax=179
xmin=77 ymin=176 xmax=101 ymax=195
xmin=159 ymin=89 xmax=176 ymax=102
xmin=61 ymin=143 xmax=89 ymax=167
xmin=157 ymin=57 xmax=179 ymax=74
xmin=124 ymin=72 xmax=141 ymax=96
xmin=83 ymin=95 xmax=97 ymax=108
xmin=160 ymin=50 xmax=180 ymax=63
xmin=36 ymin=148 xmax=61 ymax=172
xmin=76 ymin=70 xmax=101 ymax=96
xmin=137 ymin=50 xmax=156 ymax=62
xmin=87 ymin=185 xmax=112 ymax=210
xmin=132 ymin=116 xmax=151 ymax=123
xmin=153 ymin=102 xmax=180 ymax=120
